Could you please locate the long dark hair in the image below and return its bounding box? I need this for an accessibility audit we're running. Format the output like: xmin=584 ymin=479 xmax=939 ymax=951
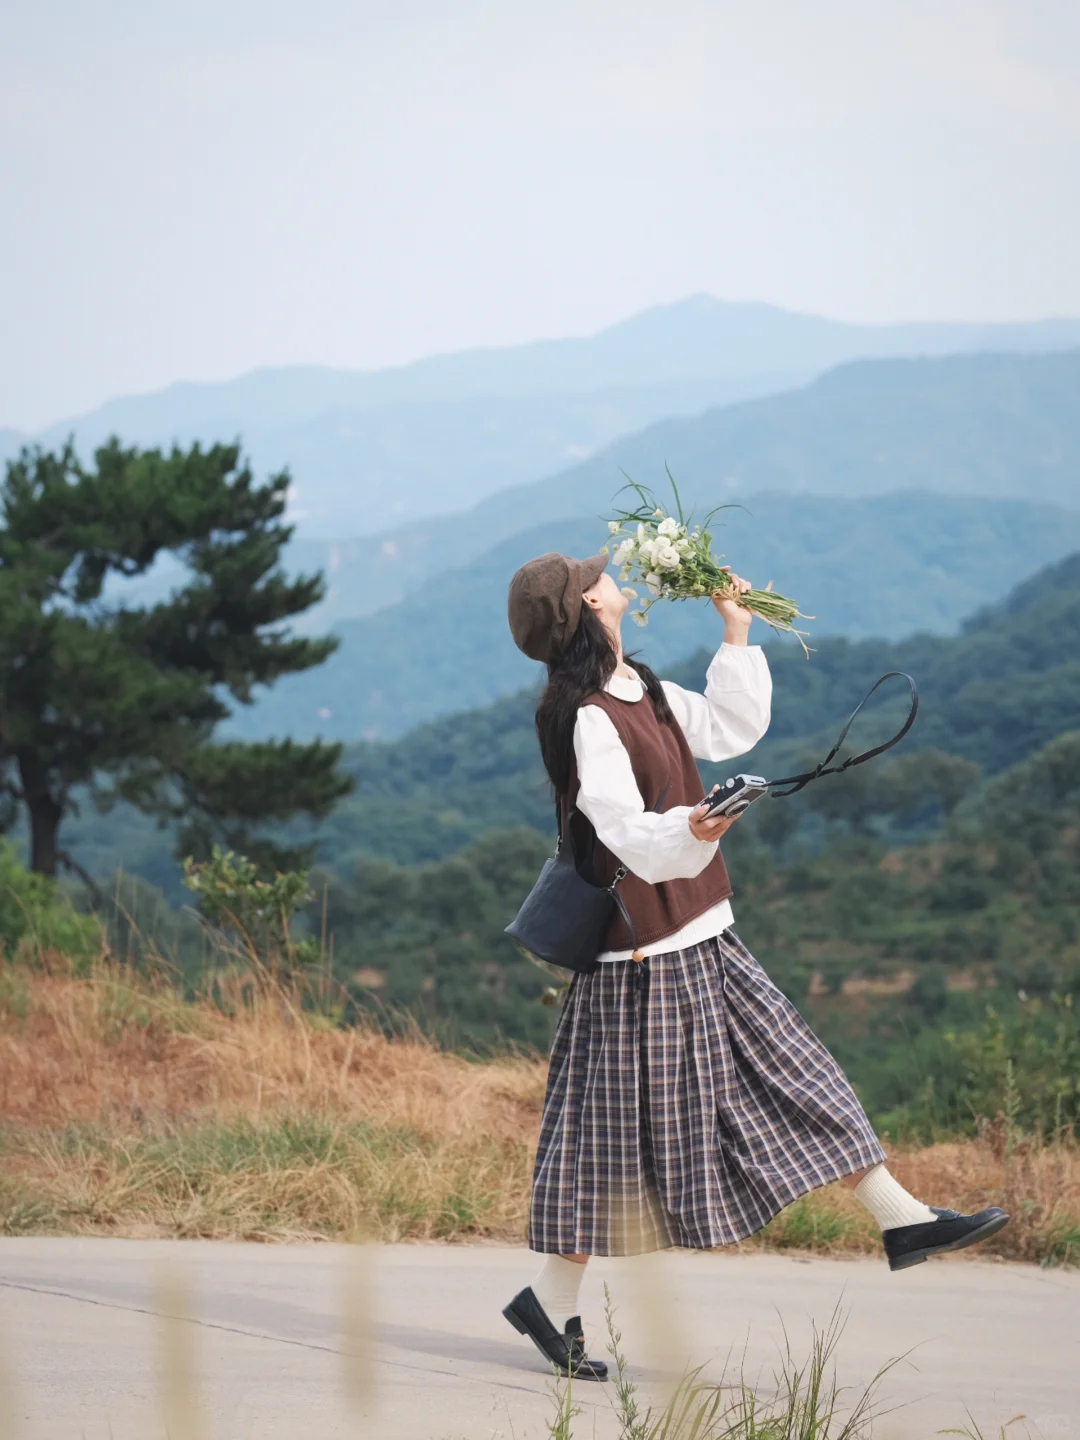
xmin=535 ymin=605 xmax=674 ymax=796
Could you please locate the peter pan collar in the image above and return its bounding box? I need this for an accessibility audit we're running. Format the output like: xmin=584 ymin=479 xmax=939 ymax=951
xmin=604 ymin=665 xmax=645 ymax=703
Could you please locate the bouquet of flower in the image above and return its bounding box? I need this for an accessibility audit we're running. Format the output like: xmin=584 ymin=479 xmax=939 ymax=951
xmin=605 ymin=473 xmax=811 ymax=650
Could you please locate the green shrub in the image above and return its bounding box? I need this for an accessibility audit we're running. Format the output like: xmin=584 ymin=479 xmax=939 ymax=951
xmin=944 ymin=995 xmax=1080 ymax=1139
xmin=182 ymin=847 xmax=319 ymax=976
xmin=0 ymin=841 xmax=100 ymax=963
xmin=868 ymin=992 xmax=1080 ymax=1141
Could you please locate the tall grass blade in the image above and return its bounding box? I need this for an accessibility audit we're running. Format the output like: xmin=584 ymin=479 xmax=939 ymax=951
xmin=594 ymin=1294 xmax=907 ymax=1440
xmin=340 ymin=1239 xmax=378 ymax=1415
xmin=545 ymin=1370 xmax=582 ymax=1440
xmin=604 ymin=1282 xmax=651 ymax=1439
xmin=0 ymin=1316 xmax=22 ymax=1440
xmin=155 ymin=1266 xmax=207 ymax=1440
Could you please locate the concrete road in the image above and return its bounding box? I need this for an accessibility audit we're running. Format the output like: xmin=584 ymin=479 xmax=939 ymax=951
xmin=0 ymin=1239 xmax=1076 ymax=1440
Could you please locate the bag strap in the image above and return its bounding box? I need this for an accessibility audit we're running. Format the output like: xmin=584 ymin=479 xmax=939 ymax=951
xmin=766 ymin=671 xmax=919 ymax=798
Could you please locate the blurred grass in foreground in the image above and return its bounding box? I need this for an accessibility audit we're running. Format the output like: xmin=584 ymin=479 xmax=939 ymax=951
xmin=0 ymin=957 xmax=1077 ymax=1264
xmin=0 ymin=1269 xmax=1017 ymax=1440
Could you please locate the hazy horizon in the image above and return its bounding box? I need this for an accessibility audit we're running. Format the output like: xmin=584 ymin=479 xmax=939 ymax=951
xmin=10 ymin=291 xmax=1080 ymax=438
xmin=3 ymin=0 xmax=1080 ymax=429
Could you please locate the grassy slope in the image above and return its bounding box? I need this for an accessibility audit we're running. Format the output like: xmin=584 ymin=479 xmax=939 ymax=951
xmin=1 ymin=962 xmax=1076 ymax=1264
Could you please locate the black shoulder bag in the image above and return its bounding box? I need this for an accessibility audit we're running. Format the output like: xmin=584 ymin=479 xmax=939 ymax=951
xmin=505 ymin=776 xmax=669 ymax=975
xmin=504 ymin=805 xmax=633 ymax=976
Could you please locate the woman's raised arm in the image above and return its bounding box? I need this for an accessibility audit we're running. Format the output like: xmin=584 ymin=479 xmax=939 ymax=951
xmin=661 ymin=643 xmax=772 ymax=763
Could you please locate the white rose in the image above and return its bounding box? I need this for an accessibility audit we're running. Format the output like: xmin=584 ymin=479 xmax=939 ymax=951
xmin=612 ymin=540 xmax=634 ymax=567
xmin=644 ymin=570 xmax=663 ymax=596
xmin=655 ymin=542 xmax=681 ymax=571
xmin=657 ymin=517 xmax=680 ymax=538
xmin=675 ymin=537 xmax=692 ymax=555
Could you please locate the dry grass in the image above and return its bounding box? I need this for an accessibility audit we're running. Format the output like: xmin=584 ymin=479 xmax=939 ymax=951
xmin=738 ymin=1138 xmax=1080 ymax=1265
xmin=1 ymin=958 xmax=1077 ymax=1263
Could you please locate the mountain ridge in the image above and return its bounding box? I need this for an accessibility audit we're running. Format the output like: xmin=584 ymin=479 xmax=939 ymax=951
xmin=287 ymin=347 xmax=1080 ymax=625
xmin=7 ymin=295 xmax=1080 ymax=536
xmin=32 ymin=294 xmax=1080 ymax=434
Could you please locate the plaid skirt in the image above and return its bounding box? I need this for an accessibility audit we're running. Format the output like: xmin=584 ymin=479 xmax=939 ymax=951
xmin=528 ymin=929 xmax=885 ymax=1255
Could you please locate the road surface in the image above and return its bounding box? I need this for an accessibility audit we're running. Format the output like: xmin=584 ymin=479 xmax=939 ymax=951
xmin=0 ymin=1238 xmax=1076 ymax=1439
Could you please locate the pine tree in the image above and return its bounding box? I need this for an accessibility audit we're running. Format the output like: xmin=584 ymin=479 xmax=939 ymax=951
xmin=0 ymin=438 xmax=352 ymax=877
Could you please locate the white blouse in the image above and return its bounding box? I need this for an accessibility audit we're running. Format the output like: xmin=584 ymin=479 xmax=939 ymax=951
xmin=572 ymin=643 xmax=773 ymax=962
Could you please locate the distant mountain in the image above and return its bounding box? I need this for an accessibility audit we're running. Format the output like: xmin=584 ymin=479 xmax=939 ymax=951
xmin=17 ymin=295 xmax=1080 ymax=537
xmin=37 ymin=376 xmax=791 ymax=538
xmin=331 ymin=348 xmax=1080 ymax=617
xmin=65 ymin=347 xmax=1080 ymax=736
xmin=224 ymin=492 xmax=1080 ymax=742
xmin=261 ymin=347 xmax=1080 ymax=631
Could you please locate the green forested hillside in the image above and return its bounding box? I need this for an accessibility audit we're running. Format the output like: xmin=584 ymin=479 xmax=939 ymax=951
xmin=58 ymin=549 xmax=1080 ymax=888
xmin=305 ymin=731 xmax=1080 ymax=1134
xmin=81 ymin=726 xmax=1080 ymax=1123
xmin=231 ymin=491 xmax=1080 ymax=741
xmin=281 ymin=549 xmax=1080 ymax=868
xmin=682 ymin=548 xmax=1080 ymax=778
xmin=690 ymin=731 xmax=1080 ymax=1134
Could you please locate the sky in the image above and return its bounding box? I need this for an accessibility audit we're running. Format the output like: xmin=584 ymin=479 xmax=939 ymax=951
xmin=2 ymin=0 xmax=1079 ymax=430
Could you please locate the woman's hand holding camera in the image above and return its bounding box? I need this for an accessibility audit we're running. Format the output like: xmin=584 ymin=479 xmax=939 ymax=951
xmin=689 ymin=788 xmax=739 ymax=842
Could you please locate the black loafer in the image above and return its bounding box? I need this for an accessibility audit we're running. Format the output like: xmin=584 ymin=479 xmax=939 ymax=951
xmin=884 ymin=1205 xmax=1010 ymax=1271
xmin=502 ymin=1287 xmax=609 ymax=1381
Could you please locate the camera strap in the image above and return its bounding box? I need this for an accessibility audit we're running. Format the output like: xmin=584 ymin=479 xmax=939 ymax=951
xmin=766 ymin=671 xmax=919 ymax=798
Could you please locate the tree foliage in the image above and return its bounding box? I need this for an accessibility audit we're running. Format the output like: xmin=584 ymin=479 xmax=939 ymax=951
xmin=0 ymin=439 xmax=351 ymax=876
xmin=314 ymin=827 xmax=558 ymax=1050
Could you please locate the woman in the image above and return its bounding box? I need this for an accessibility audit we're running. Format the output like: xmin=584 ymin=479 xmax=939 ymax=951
xmin=501 ymin=551 xmax=1008 ymax=1382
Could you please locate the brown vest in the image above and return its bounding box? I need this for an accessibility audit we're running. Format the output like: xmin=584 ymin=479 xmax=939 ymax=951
xmin=566 ymin=686 xmax=733 ymax=952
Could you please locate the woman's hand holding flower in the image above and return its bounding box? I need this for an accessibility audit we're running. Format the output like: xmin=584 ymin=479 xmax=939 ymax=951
xmin=604 ymin=479 xmax=809 ymax=646
xmin=711 ymin=569 xmax=754 ymax=646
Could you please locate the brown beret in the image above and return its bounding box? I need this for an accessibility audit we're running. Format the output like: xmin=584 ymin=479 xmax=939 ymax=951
xmin=508 ymin=552 xmax=609 ymax=664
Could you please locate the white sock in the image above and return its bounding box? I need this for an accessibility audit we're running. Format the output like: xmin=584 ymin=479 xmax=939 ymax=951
xmin=531 ymin=1254 xmax=587 ymax=1329
xmin=854 ymin=1164 xmax=937 ymax=1231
